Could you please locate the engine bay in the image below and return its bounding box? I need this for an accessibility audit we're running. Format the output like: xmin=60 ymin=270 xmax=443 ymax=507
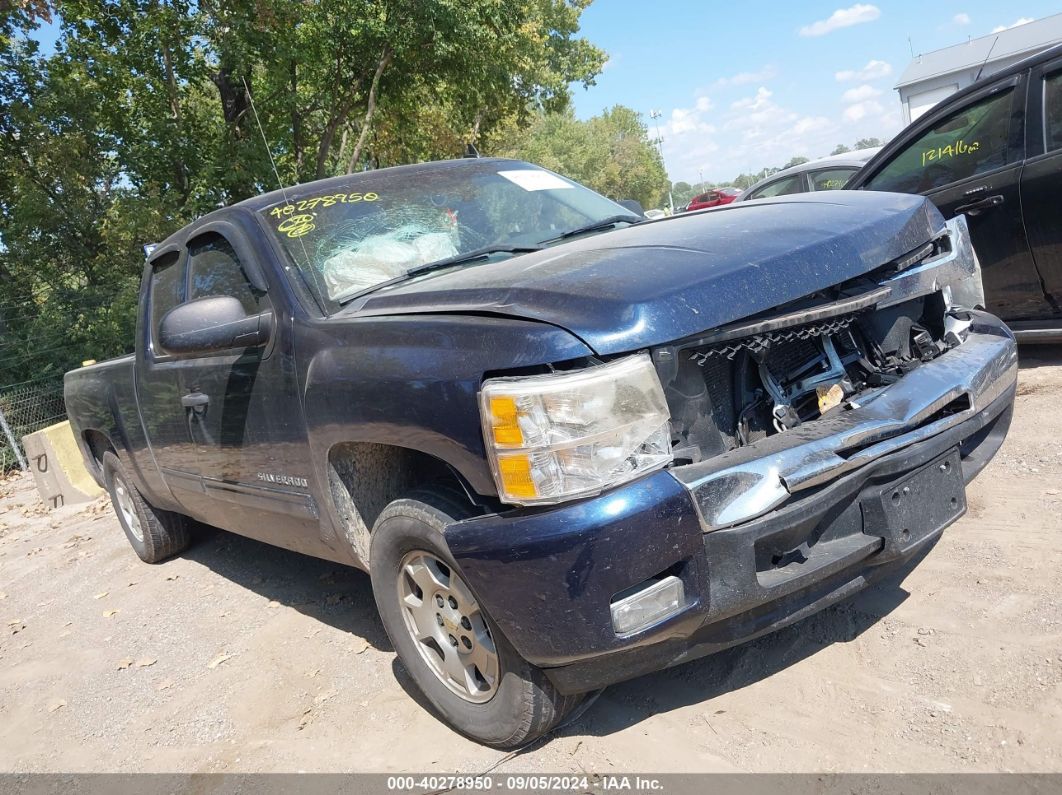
xmin=660 ymin=291 xmax=963 ymax=464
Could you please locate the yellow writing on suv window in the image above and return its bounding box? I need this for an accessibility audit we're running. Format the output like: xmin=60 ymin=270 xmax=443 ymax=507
xmin=269 ymin=192 xmax=379 ymax=218
xmin=921 ymin=140 xmax=980 ymax=168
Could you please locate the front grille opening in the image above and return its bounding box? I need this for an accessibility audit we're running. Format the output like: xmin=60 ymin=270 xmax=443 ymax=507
xmin=661 ymin=291 xmax=959 ymax=463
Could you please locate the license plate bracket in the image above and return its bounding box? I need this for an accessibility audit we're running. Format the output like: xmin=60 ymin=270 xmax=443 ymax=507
xmin=863 ymin=448 xmax=966 ymax=556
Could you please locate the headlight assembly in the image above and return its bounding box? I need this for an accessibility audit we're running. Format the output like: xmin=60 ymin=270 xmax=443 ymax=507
xmin=479 ymin=354 xmax=673 ymax=505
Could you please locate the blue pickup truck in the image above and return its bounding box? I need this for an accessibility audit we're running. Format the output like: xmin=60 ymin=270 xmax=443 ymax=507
xmin=65 ymin=157 xmax=1017 ymax=747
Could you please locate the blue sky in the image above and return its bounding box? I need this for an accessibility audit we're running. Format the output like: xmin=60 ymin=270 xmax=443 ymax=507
xmin=571 ymin=2 xmax=1062 ymax=183
xmin=27 ymin=2 xmax=1061 ymax=185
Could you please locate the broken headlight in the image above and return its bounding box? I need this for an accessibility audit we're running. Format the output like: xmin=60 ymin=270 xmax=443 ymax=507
xmin=479 ymin=354 xmax=673 ymax=505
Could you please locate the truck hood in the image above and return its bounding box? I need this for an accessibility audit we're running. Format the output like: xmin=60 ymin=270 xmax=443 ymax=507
xmin=351 ymin=191 xmax=943 ymax=355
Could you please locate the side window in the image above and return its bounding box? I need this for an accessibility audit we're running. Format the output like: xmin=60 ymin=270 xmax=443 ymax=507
xmin=866 ymin=87 xmax=1015 ymax=193
xmin=747 ymin=174 xmax=804 ymax=200
xmin=149 ymin=252 xmax=184 ymax=347
xmin=187 ymin=233 xmax=267 ymax=316
xmin=809 ymin=167 xmax=857 ymax=191
xmin=1045 ymin=69 xmax=1062 ymax=152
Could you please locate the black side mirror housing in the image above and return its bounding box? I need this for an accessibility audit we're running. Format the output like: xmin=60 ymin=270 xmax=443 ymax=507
xmin=158 ymin=296 xmax=273 ymax=356
xmin=617 ymin=199 xmax=646 ymax=218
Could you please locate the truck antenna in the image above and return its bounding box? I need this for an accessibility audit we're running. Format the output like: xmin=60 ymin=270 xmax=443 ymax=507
xmin=242 ymin=76 xmax=310 ymax=263
xmin=242 ymin=76 xmax=293 ymax=205
xmin=974 ymin=36 xmax=999 ymax=83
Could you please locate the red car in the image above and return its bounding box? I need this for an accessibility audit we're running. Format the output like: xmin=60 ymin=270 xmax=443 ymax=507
xmin=683 ymin=187 xmax=742 ymax=211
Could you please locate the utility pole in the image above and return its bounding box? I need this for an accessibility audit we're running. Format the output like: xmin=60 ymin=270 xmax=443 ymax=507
xmin=699 ymin=168 xmax=705 ymax=192
xmin=649 ymin=110 xmax=674 ymax=213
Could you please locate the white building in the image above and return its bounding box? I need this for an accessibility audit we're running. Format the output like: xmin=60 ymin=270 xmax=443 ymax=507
xmin=896 ymin=13 xmax=1062 ymax=124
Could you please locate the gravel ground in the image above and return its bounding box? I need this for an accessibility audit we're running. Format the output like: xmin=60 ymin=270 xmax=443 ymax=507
xmin=1 ymin=347 xmax=1060 ymax=774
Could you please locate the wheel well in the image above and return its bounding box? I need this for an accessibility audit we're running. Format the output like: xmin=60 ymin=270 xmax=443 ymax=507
xmin=327 ymin=442 xmax=471 ymax=565
xmin=82 ymin=430 xmax=115 ymax=478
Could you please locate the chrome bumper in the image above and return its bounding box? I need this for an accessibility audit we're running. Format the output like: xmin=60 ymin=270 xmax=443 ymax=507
xmin=671 ymin=312 xmax=1017 ymax=531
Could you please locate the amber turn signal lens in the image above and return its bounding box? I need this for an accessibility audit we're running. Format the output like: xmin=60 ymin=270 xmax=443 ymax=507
xmin=497 ymin=454 xmax=537 ymax=499
xmin=489 ymin=396 xmax=524 ymax=447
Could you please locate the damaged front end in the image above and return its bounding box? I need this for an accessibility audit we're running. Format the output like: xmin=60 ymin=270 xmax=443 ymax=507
xmin=655 ymin=215 xmax=1015 ymax=532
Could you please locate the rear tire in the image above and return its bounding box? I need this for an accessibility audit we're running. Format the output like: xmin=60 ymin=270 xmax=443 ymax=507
xmin=370 ymin=488 xmax=583 ymax=748
xmin=102 ymin=451 xmax=190 ymax=563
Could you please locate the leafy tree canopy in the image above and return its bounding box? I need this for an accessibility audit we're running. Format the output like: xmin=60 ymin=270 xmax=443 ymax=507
xmin=491 ymin=106 xmax=669 ymax=209
xmin=0 ymin=1 xmax=605 ymax=383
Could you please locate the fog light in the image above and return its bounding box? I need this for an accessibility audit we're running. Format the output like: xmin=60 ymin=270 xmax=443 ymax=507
xmin=610 ymin=575 xmax=686 ymax=635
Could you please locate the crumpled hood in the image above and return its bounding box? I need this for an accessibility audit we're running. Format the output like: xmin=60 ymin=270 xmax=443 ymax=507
xmin=351 ymin=191 xmax=944 ymax=355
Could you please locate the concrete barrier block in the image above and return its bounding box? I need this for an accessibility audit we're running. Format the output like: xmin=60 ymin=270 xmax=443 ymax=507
xmin=21 ymin=421 xmax=103 ymax=509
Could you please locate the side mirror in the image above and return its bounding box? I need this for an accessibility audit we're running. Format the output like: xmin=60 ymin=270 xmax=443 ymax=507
xmin=617 ymin=199 xmax=646 ymax=217
xmin=158 ymin=296 xmax=273 ymax=356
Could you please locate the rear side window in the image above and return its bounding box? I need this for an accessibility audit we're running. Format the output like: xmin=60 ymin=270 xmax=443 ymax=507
xmin=1045 ymin=69 xmax=1062 ymax=152
xmin=866 ymin=87 xmax=1015 ymax=192
xmin=187 ymin=233 xmax=266 ymax=316
xmin=809 ymin=167 xmax=857 ymax=191
xmin=747 ymin=174 xmax=804 ymax=200
xmin=149 ymin=252 xmax=184 ymax=346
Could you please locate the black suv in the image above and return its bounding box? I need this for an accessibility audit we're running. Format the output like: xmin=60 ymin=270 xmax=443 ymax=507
xmin=848 ymin=42 xmax=1062 ymax=341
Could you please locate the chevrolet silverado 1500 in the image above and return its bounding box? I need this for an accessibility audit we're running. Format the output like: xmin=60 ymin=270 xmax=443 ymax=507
xmin=65 ymin=158 xmax=1017 ymax=747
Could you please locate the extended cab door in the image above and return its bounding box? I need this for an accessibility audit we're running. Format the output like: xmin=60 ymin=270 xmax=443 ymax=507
xmin=176 ymin=222 xmax=321 ymax=547
xmin=853 ymin=74 xmax=1052 ymax=322
xmin=1020 ymin=57 xmax=1062 ymax=314
xmin=136 ymin=249 xmax=201 ymax=495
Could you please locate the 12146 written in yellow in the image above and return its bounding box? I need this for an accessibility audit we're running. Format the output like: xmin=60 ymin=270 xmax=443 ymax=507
xmin=921 ymin=139 xmax=979 ymax=168
xmin=270 ymin=192 xmax=379 ymax=218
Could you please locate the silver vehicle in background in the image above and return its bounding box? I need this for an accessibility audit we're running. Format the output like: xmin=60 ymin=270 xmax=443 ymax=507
xmin=737 ymin=147 xmax=881 ymax=201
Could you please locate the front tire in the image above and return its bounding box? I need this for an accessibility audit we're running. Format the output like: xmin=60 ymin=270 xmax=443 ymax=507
xmin=370 ymin=489 xmax=582 ymax=748
xmin=102 ymin=451 xmax=191 ymax=563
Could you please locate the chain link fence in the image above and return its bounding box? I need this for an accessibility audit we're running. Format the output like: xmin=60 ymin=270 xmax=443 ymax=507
xmin=0 ymin=379 xmax=67 ymax=472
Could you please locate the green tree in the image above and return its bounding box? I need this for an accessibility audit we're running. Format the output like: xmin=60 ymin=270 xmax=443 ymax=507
xmin=830 ymin=144 xmax=852 ymax=156
xmin=854 ymin=137 xmax=883 ymax=149
xmin=783 ymin=156 xmax=809 ymax=169
xmin=0 ymin=1 xmax=606 ymax=384
xmin=492 ymin=106 xmax=669 ymax=208
xmin=671 ymin=181 xmax=697 ymax=207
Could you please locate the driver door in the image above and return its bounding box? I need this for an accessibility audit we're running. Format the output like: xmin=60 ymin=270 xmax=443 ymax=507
xmin=176 ymin=226 xmax=320 ymax=544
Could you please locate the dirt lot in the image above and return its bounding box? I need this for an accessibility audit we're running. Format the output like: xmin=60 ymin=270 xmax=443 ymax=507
xmin=1 ymin=348 xmax=1061 ymax=774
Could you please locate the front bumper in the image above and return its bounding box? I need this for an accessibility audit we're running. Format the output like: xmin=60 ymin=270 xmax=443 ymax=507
xmin=444 ymin=313 xmax=1017 ymax=694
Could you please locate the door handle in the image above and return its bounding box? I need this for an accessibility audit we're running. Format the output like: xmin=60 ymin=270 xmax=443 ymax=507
xmin=181 ymin=392 xmax=209 ymax=409
xmin=954 ymin=195 xmax=1003 ymax=216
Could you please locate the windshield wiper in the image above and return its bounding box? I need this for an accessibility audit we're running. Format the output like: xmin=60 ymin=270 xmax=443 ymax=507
xmin=336 ymin=245 xmax=542 ymax=305
xmin=540 ymin=214 xmax=641 ymax=245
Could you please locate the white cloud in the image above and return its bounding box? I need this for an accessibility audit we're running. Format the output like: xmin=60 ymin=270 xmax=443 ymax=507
xmin=834 ymin=59 xmax=892 ymax=82
xmin=799 ymin=4 xmax=881 ymax=37
xmin=713 ymin=65 xmax=777 ymax=87
xmin=664 ymin=101 xmax=716 ymax=136
xmin=841 ymin=84 xmax=882 ymax=103
xmin=657 ymin=71 xmax=906 ymax=183
xmin=791 ymin=116 xmax=833 ymax=135
xmin=992 ymin=17 xmax=1033 ymax=33
xmin=731 ymin=87 xmax=774 ymax=112
xmin=953 ymin=12 xmax=971 ymax=25
xmin=842 ymin=100 xmax=884 ymax=122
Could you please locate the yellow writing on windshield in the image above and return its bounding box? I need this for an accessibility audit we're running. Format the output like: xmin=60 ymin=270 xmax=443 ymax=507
xmin=921 ymin=139 xmax=980 ymax=168
xmin=269 ymin=192 xmax=379 ymax=218
xmin=277 ymin=214 xmax=316 ymax=238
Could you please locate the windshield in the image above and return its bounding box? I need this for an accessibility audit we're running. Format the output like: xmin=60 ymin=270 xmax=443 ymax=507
xmin=258 ymin=160 xmax=637 ymax=313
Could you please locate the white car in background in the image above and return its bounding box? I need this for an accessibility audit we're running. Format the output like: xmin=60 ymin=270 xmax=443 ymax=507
xmin=736 ymin=147 xmax=881 ymax=201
